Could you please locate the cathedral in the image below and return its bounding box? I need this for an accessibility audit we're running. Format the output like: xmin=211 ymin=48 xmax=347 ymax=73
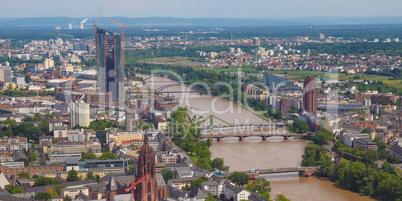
xmin=106 ymin=135 xmax=168 ymax=201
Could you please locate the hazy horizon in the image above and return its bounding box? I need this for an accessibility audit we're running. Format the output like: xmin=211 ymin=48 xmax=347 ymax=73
xmin=1 ymin=0 xmax=402 ymax=18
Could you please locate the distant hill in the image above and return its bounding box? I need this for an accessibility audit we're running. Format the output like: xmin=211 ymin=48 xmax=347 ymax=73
xmin=1 ymin=16 xmax=402 ymax=28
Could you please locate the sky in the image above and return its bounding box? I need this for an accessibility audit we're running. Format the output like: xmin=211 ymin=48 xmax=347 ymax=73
xmin=0 ymin=0 xmax=402 ymax=18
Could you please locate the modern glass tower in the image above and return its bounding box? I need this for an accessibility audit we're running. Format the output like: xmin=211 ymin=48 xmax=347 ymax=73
xmin=96 ymin=28 xmax=125 ymax=105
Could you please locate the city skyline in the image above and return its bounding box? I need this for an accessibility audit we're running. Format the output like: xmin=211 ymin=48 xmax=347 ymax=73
xmin=1 ymin=0 xmax=402 ymax=18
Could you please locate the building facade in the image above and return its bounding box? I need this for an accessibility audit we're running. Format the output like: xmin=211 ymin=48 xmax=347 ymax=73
xmin=70 ymin=101 xmax=90 ymax=127
xmin=303 ymin=76 xmax=318 ymax=112
xmin=96 ymin=28 xmax=125 ymax=105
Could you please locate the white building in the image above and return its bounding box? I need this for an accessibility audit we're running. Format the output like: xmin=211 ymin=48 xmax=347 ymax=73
xmin=44 ymin=58 xmax=54 ymax=69
xmin=224 ymin=184 xmax=251 ymax=201
xmin=201 ymin=180 xmax=224 ymax=196
xmin=70 ymin=101 xmax=90 ymax=127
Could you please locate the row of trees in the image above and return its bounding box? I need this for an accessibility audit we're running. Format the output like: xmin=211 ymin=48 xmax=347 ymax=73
xmin=0 ymin=117 xmax=48 ymax=142
xmin=303 ymin=141 xmax=402 ymax=200
xmin=80 ymin=151 xmax=117 ymax=161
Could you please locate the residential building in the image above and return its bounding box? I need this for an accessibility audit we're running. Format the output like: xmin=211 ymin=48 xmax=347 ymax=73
xmin=354 ymin=138 xmax=377 ymax=151
xmin=61 ymin=186 xmax=89 ymax=198
xmin=201 ymin=180 xmax=224 ymax=196
xmin=224 ymin=183 xmax=251 ymax=201
xmin=0 ymin=164 xmax=64 ymax=181
xmin=0 ymin=137 xmax=28 ymax=150
xmin=70 ymin=101 xmax=90 ymax=128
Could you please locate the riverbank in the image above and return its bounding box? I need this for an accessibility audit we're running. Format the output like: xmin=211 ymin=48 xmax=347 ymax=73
xmin=209 ymin=138 xmax=378 ymax=201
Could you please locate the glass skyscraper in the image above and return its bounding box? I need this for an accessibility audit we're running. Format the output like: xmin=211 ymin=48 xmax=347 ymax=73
xmin=95 ymin=28 xmax=125 ymax=106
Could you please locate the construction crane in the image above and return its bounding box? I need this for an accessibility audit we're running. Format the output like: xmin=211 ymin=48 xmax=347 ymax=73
xmin=108 ymin=18 xmax=127 ymax=85
xmin=92 ymin=6 xmax=102 ymax=92
xmin=125 ymin=172 xmax=151 ymax=201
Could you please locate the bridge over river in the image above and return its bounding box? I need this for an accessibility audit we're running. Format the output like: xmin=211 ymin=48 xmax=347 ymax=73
xmin=239 ymin=166 xmax=321 ymax=178
xmin=199 ymin=125 xmax=306 ymax=141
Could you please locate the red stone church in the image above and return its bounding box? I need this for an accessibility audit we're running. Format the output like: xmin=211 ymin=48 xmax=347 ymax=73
xmin=106 ymin=135 xmax=169 ymax=201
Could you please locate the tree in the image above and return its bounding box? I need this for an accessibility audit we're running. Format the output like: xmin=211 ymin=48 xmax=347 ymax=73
xmin=245 ymin=178 xmax=271 ymax=200
xmin=313 ymin=128 xmax=334 ymax=145
xmin=205 ymin=193 xmax=216 ymax=201
xmin=211 ymin=158 xmax=229 ymax=171
xmin=275 ymin=194 xmax=291 ymax=201
xmin=361 ymin=128 xmax=370 ymax=134
xmin=205 ymin=138 xmax=212 ymax=148
xmin=46 ymin=186 xmax=57 ymax=196
xmin=18 ymin=172 xmax=30 ymax=179
xmin=231 ymin=171 xmax=250 ymax=187
xmin=5 ymin=185 xmax=24 ymax=194
xmin=99 ymin=151 xmax=117 ymax=160
xmin=25 ymin=74 xmax=31 ymax=84
xmin=199 ymin=150 xmax=211 ymax=159
xmin=35 ymin=192 xmax=52 ymax=201
xmin=11 ymin=186 xmax=24 ymax=194
xmin=190 ymin=177 xmax=208 ymax=188
xmin=33 ymin=177 xmax=64 ymax=186
xmin=362 ymin=150 xmax=378 ymax=165
xmin=196 ymin=158 xmax=211 ymax=170
xmin=67 ymin=170 xmax=81 ymax=182
xmin=86 ymin=172 xmax=96 ymax=180
xmin=162 ymin=170 xmax=174 ymax=183
xmin=34 ymin=113 xmax=42 ymax=121
xmin=39 ymin=120 xmax=49 ymax=135
xmin=81 ymin=152 xmax=97 ymax=161
xmin=63 ymin=195 xmax=72 ymax=201
xmin=291 ymin=119 xmax=309 ymax=133
xmin=55 ymin=185 xmax=66 ymax=195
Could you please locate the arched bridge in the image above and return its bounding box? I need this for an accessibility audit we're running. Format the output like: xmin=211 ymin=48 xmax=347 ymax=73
xmin=154 ymin=83 xmax=208 ymax=95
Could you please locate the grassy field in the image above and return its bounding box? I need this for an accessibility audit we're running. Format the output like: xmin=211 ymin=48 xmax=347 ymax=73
xmin=139 ymin=57 xmax=202 ymax=66
xmin=209 ymin=66 xmax=260 ymax=72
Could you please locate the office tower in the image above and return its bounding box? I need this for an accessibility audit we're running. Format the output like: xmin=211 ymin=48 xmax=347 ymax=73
xmin=0 ymin=67 xmax=11 ymax=82
xmin=70 ymin=101 xmax=90 ymax=127
xmin=95 ymin=28 xmax=125 ymax=106
xmin=253 ymin=37 xmax=261 ymax=46
xmin=125 ymin=106 xmax=137 ymax=132
xmin=73 ymin=43 xmax=86 ymax=51
xmin=303 ymin=76 xmax=318 ymax=112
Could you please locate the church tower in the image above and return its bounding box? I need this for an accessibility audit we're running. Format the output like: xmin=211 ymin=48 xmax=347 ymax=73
xmin=135 ymin=134 xmax=158 ymax=201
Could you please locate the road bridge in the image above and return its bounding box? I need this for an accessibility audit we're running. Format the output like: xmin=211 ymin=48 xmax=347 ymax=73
xmin=241 ymin=166 xmax=321 ymax=179
xmin=200 ymin=132 xmax=307 ymax=141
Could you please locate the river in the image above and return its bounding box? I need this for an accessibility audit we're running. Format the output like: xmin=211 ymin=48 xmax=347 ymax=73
xmin=139 ymin=74 xmax=376 ymax=201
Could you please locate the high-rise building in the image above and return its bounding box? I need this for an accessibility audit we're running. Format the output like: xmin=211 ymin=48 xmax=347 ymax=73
xmin=303 ymin=76 xmax=318 ymax=112
xmin=70 ymin=101 xmax=90 ymax=127
xmin=95 ymin=28 xmax=125 ymax=105
xmin=44 ymin=58 xmax=54 ymax=69
xmin=0 ymin=67 xmax=11 ymax=82
xmin=73 ymin=43 xmax=86 ymax=51
xmin=319 ymin=33 xmax=325 ymax=40
xmin=125 ymin=106 xmax=137 ymax=132
xmin=253 ymin=37 xmax=261 ymax=46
